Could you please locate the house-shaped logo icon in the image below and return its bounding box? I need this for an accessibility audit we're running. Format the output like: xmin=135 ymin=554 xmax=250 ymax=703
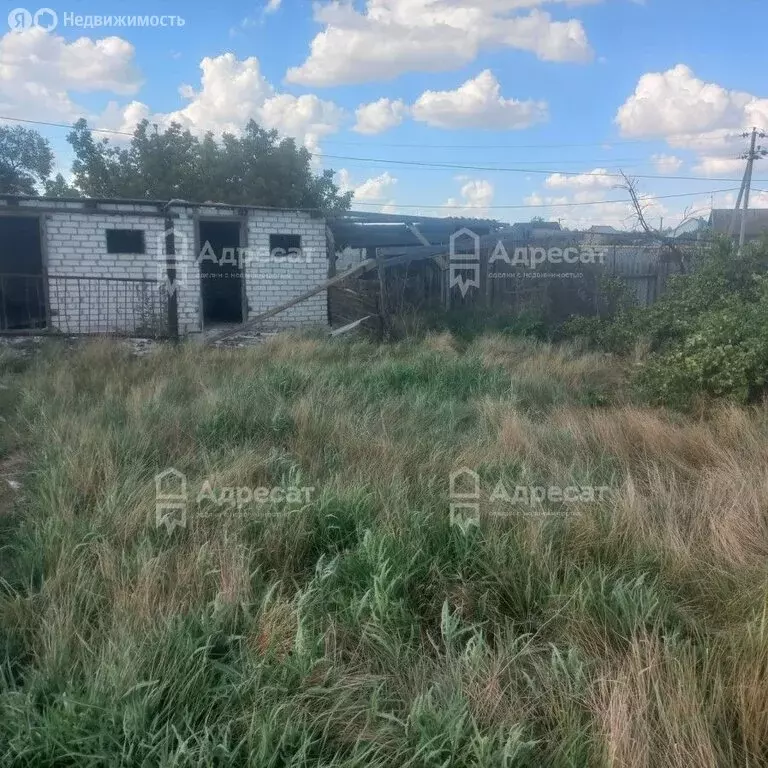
xmin=448 ymin=228 xmax=481 ymax=297
xmin=155 ymin=468 xmax=187 ymax=534
xmin=449 ymin=467 xmax=481 ymax=529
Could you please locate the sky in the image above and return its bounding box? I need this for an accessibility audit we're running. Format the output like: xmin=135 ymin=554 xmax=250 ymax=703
xmin=3 ymin=0 xmax=768 ymax=228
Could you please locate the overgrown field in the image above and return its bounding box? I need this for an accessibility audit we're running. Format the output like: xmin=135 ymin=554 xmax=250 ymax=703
xmin=1 ymin=333 xmax=768 ymax=766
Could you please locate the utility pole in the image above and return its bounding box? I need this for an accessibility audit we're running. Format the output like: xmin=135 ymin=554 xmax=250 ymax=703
xmin=728 ymin=127 xmax=767 ymax=249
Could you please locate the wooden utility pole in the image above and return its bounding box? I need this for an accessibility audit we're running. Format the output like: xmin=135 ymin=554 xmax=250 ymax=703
xmin=728 ymin=128 xmax=767 ymax=249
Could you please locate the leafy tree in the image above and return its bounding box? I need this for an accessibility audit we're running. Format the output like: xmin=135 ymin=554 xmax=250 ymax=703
xmin=44 ymin=173 xmax=80 ymax=198
xmin=67 ymin=119 xmax=352 ymax=212
xmin=0 ymin=125 xmax=54 ymax=195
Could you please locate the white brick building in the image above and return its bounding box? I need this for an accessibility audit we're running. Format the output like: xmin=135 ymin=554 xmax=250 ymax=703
xmin=0 ymin=196 xmax=329 ymax=336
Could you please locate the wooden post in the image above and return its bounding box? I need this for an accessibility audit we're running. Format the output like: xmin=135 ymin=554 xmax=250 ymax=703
xmin=372 ymin=246 xmax=389 ymax=340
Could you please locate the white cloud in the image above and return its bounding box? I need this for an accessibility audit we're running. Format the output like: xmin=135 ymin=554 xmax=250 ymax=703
xmin=615 ymin=64 xmax=758 ymax=138
xmin=106 ymin=53 xmax=345 ymax=153
xmin=523 ymin=189 xmax=666 ymax=230
xmin=412 ymin=70 xmax=547 ymax=130
xmin=354 ymin=98 xmax=408 ymax=134
xmin=97 ymin=100 xmax=151 ymax=135
xmin=286 ymin=1 xmax=593 ymax=87
xmin=616 ymin=65 xmax=767 ymax=178
xmin=692 ymin=155 xmax=745 ymax=177
xmin=544 ymin=167 xmax=615 ymax=190
xmin=0 ymin=27 xmax=141 ymax=122
xmin=338 ymin=169 xmax=398 ymax=207
xmin=445 ymin=177 xmax=495 ymax=216
xmin=266 ymin=0 xmax=282 ymax=12
xmin=651 ymin=154 xmax=683 ymax=174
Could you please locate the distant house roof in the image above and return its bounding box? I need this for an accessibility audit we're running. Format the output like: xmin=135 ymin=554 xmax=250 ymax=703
xmin=710 ymin=208 xmax=768 ymax=238
xmin=509 ymin=221 xmax=562 ymax=236
xmin=588 ymin=225 xmax=619 ymax=234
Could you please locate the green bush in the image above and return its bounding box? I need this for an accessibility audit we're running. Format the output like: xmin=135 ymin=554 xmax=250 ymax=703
xmin=563 ymin=239 xmax=768 ymax=409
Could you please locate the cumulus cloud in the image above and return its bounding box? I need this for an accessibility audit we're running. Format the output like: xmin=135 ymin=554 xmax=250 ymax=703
xmin=616 ymin=65 xmax=767 ymax=178
xmin=338 ymin=169 xmax=398 ymax=207
xmin=615 ymin=64 xmax=758 ymax=138
xmin=106 ymin=53 xmax=345 ymax=152
xmin=0 ymin=27 xmax=141 ymax=122
xmin=354 ymin=98 xmax=409 ymax=134
xmin=651 ymin=154 xmax=683 ymax=174
xmin=445 ymin=177 xmax=495 ymax=216
xmin=286 ymin=1 xmax=594 ymax=87
xmin=412 ymin=70 xmax=547 ymax=130
xmin=544 ymin=167 xmax=615 ymax=190
xmin=523 ymin=189 xmax=667 ymax=230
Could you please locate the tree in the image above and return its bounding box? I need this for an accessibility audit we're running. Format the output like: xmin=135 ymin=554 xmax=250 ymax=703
xmin=44 ymin=173 xmax=80 ymax=198
xmin=0 ymin=125 xmax=54 ymax=195
xmin=619 ymin=170 xmax=696 ymax=273
xmin=67 ymin=119 xmax=352 ymax=213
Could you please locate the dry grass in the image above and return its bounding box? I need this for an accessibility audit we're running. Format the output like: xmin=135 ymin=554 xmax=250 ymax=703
xmin=0 ymin=332 xmax=766 ymax=766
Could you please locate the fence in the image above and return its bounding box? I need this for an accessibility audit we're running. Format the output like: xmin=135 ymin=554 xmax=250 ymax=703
xmin=328 ymin=239 xmax=704 ymax=333
xmin=0 ymin=274 xmax=174 ymax=338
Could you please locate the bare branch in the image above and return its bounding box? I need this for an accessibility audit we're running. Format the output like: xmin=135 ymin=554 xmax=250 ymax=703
xmin=619 ymin=170 xmax=689 ymax=273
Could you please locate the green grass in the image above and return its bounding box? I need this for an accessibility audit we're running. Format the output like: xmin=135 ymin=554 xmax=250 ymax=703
xmin=0 ymin=332 xmax=766 ymax=766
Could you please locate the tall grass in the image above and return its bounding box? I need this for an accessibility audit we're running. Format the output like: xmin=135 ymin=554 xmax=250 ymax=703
xmin=0 ymin=333 xmax=766 ymax=766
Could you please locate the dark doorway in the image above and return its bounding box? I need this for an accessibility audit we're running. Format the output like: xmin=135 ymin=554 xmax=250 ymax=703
xmin=198 ymin=221 xmax=244 ymax=325
xmin=0 ymin=216 xmax=46 ymax=331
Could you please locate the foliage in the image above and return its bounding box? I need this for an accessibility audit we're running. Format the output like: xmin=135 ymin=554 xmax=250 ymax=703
xmin=562 ymin=239 xmax=768 ymax=408
xmin=0 ymin=335 xmax=765 ymax=765
xmin=67 ymin=119 xmax=352 ymax=212
xmin=426 ymin=307 xmax=549 ymax=343
xmin=0 ymin=126 xmax=54 ymax=195
xmin=43 ymin=173 xmax=81 ymax=198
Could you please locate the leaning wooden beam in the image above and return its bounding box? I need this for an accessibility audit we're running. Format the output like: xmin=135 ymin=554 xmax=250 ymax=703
xmin=330 ymin=315 xmax=372 ymax=337
xmin=208 ymin=258 xmax=378 ymax=343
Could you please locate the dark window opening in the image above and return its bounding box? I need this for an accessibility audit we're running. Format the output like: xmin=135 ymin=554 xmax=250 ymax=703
xmin=106 ymin=229 xmax=145 ymax=254
xmin=199 ymin=221 xmax=243 ymax=325
xmin=269 ymin=234 xmax=301 ymax=260
xmin=0 ymin=216 xmax=46 ymax=330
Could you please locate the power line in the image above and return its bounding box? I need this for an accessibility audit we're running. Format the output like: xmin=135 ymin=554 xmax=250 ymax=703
xmin=319 ymin=153 xmax=766 ymax=184
xmin=350 ymin=187 xmax=740 ymax=210
xmin=1 ymin=114 xmax=762 ymax=183
xmin=0 ymin=113 xmax=743 ymax=211
xmin=3 ymin=114 xmax=745 ymax=149
xmin=0 ymin=114 xmax=135 ymax=137
xmin=322 ymin=135 xmax=746 ymax=150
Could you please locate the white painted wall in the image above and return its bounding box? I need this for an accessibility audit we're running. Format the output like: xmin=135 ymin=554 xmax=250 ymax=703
xmin=30 ymin=200 xmax=328 ymax=336
xmin=45 ymin=206 xmax=168 ymax=335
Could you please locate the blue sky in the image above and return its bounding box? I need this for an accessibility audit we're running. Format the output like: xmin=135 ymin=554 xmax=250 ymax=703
xmin=4 ymin=0 xmax=767 ymax=227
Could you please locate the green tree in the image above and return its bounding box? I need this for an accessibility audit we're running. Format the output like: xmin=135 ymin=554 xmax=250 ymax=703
xmin=67 ymin=119 xmax=352 ymax=212
xmin=0 ymin=125 xmax=54 ymax=195
xmin=44 ymin=173 xmax=80 ymax=198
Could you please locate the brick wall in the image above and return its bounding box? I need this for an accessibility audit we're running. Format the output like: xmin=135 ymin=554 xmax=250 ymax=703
xmin=45 ymin=207 xmax=169 ymax=335
xmin=244 ymin=210 xmax=327 ymax=328
xmin=39 ymin=202 xmax=328 ymax=336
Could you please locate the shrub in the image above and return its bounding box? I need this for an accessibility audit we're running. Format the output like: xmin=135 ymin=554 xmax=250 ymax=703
xmin=564 ymin=239 xmax=768 ymax=408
